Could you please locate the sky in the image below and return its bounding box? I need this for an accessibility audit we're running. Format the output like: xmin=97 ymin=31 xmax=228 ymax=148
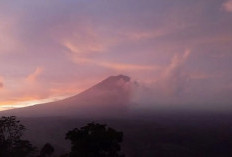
xmin=0 ymin=0 xmax=232 ymax=111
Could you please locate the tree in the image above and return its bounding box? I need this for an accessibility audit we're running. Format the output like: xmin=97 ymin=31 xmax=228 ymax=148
xmin=39 ymin=143 xmax=54 ymax=157
xmin=66 ymin=122 xmax=124 ymax=157
xmin=0 ymin=116 xmax=35 ymax=157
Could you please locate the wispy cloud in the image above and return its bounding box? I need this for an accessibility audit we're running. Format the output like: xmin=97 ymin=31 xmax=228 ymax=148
xmin=98 ymin=62 xmax=158 ymax=71
xmin=69 ymin=51 xmax=160 ymax=72
xmin=0 ymin=77 xmax=3 ymax=88
xmin=161 ymin=49 xmax=191 ymax=96
xmin=26 ymin=67 xmax=43 ymax=83
xmin=131 ymin=49 xmax=192 ymax=106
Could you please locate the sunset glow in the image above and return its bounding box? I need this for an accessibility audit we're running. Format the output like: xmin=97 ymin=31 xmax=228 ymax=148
xmin=0 ymin=0 xmax=232 ymax=109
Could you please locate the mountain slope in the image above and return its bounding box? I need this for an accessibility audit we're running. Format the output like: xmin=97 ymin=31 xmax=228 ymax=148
xmin=1 ymin=75 xmax=133 ymax=118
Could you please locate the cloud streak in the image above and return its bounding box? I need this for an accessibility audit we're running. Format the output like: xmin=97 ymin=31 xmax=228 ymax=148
xmin=0 ymin=79 xmax=3 ymax=89
xmin=26 ymin=67 xmax=43 ymax=83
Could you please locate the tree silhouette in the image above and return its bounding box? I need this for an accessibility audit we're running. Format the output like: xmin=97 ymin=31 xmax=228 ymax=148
xmin=0 ymin=116 xmax=35 ymax=157
xmin=66 ymin=122 xmax=125 ymax=157
xmin=39 ymin=143 xmax=54 ymax=157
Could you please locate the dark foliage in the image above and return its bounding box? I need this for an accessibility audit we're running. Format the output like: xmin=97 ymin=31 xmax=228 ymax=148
xmin=66 ymin=122 xmax=124 ymax=157
xmin=39 ymin=143 xmax=54 ymax=157
xmin=0 ymin=116 xmax=35 ymax=157
xmin=59 ymin=153 xmax=69 ymax=157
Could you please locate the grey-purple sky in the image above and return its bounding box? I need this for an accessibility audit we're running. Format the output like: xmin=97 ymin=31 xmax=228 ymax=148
xmin=0 ymin=0 xmax=232 ymax=110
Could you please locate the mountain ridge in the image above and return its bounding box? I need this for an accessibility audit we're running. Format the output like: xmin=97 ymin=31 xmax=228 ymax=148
xmin=0 ymin=75 xmax=133 ymax=118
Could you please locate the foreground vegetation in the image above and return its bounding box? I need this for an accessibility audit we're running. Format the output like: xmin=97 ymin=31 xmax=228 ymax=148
xmin=0 ymin=116 xmax=124 ymax=157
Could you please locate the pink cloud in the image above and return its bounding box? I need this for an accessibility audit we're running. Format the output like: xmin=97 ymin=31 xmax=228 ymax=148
xmin=158 ymin=50 xmax=191 ymax=96
xmin=0 ymin=82 xmax=3 ymax=89
xmin=26 ymin=67 xmax=43 ymax=83
xmin=222 ymin=0 xmax=232 ymax=12
xmin=131 ymin=49 xmax=192 ymax=106
xmin=71 ymin=55 xmax=159 ymax=72
xmin=0 ymin=76 xmax=4 ymax=89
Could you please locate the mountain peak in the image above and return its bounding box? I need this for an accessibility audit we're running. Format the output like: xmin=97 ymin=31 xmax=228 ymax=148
xmin=107 ymin=75 xmax=130 ymax=82
xmin=116 ymin=75 xmax=130 ymax=81
xmin=95 ymin=75 xmax=130 ymax=90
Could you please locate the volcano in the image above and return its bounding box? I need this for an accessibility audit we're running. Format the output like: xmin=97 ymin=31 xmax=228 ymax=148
xmin=1 ymin=75 xmax=133 ymax=118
